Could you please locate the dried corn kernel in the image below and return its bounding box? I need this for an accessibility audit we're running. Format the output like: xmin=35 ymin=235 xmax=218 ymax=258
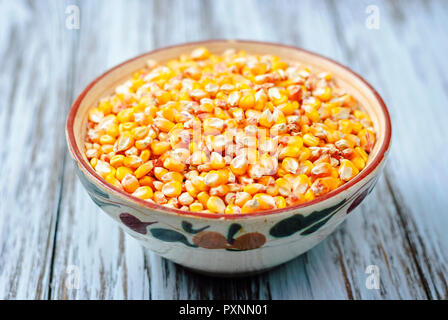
xmin=122 ymin=174 xmax=139 ymax=193
xmin=207 ymin=196 xmax=226 ymax=213
xmin=132 ymin=186 xmax=153 ymax=200
xmin=162 ymin=181 xmax=182 ymax=197
xmin=134 ymin=161 xmax=154 ymax=179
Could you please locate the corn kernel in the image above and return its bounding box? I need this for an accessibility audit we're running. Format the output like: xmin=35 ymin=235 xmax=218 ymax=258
xmin=162 ymin=181 xmax=182 ymax=197
xmin=110 ymin=155 xmax=125 ymax=168
xmin=132 ymin=186 xmax=153 ymax=200
xmin=207 ymin=196 xmax=226 ymax=213
xmin=134 ymin=161 xmax=154 ymax=178
xmin=122 ymin=174 xmax=140 ymax=193
xmin=303 ymin=133 xmax=319 ymax=147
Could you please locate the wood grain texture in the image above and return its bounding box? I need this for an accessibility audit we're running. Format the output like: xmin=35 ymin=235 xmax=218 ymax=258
xmin=0 ymin=0 xmax=447 ymax=300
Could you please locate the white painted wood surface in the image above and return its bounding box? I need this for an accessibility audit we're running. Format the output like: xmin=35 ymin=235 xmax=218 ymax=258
xmin=0 ymin=0 xmax=447 ymax=300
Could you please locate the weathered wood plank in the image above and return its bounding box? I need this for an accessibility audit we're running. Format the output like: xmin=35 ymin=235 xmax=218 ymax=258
xmin=0 ymin=0 xmax=77 ymax=299
xmin=1 ymin=0 xmax=447 ymax=300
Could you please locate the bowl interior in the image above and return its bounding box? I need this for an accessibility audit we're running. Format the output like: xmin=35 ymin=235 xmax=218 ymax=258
xmin=67 ymin=40 xmax=390 ymax=217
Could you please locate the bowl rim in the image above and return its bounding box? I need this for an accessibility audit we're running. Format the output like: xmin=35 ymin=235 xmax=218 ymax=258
xmin=66 ymin=39 xmax=391 ymax=220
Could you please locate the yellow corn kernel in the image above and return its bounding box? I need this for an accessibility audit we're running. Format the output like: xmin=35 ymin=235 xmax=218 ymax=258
xmin=154 ymin=191 xmax=168 ymax=204
xmin=303 ymin=133 xmax=319 ymax=147
xmin=354 ymin=110 xmax=368 ymax=119
xmin=206 ymin=196 xmax=226 ymax=213
xmin=151 ymin=141 xmax=171 ymax=155
xmin=204 ymin=170 xmax=227 ymax=187
xmin=352 ymin=157 xmax=366 ymax=170
xmin=235 ymin=192 xmax=251 ymax=207
xmin=276 ymin=178 xmax=292 ymax=196
xmin=311 ymin=162 xmax=332 ymax=178
xmin=155 ymin=91 xmax=171 ymax=105
xmin=139 ymin=176 xmax=154 ymax=187
xmin=277 ymin=102 xmax=295 ymax=116
xmin=99 ymin=134 xmax=116 ymax=145
xmin=339 ymin=119 xmax=353 ymax=134
xmin=131 ymin=126 xmax=149 ymax=140
xmin=88 ymin=108 xmax=104 ymax=123
xmin=338 ymin=159 xmax=359 ymax=181
xmin=355 ymin=147 xmax=369 ymax=163
xmin=160 ymin=172 xmax=184 ymax=183
xmin=115 ymin=132 xmax=134 ymax=152
xmin=154 ymin=118 xmax=175 ymax=133
xmin=90 ymin=157 xmax=98 ymax=168
xmin=319 ymin=177 xmax=342 ymax=191
xmin=154 ymin=167 xmax=169 ymax=180
xmin=185 ymin=180 xmax=199 ymax=197
xmin=230 ymin=155 xmax=248 ymax=176
xmin=105 ymin=174 xmax=122 ymax=190
xmin=121 ymin=174 xmax=140 ymax=193
xmin=315 ymin=87 xmax=332 ymax=101
xmin=189 ymin=202 xmax=204 ymax=212
xmin=359 ymin=128 xmax=376 ymax=153
xmin=304 ymin=189 xmax=315 ymax=201
xmin=225 ymin=204 xmax=241 ymax=214
xmin=210 ymin=185 xmax=230 ymax=197
xmin=299 ymin=147 xmax=311 ymax=161
xmin=134 ymin=161 xmax=154 ymax=179
xmin=243 ymin=183 xmax=265 ymax=196
xmin=117 ymin=108 xmax=134 ymax=123
xmin=351 ymin=121 xmax=363 ymax=134
xmin=132 ymin=186 xmax=154 ymax=200
xmin=120 ymin=122 xmax=138 ymax=132
xmin=266 ymin=184 xmax=279 ymax=196
xmin=94 ymin=160 xmax=114 ymax=178
xmin=162 ymin=181 xmax=182 ymax=197
xmin=197 ymin=191 xmax=210 ymax=207
xmin=190 ymin=150 xmax=207 ymax=165
xmin=110 ymin=155 xmax=125 ymax=168
xmin=140 ymin=149 xmax=151 ymax=162
xmin=258 ymin=109 xmax=274 ymax=127
xmin=241 ymin=199 xmax=260 ymax=213
xmin=210 ymin=152 xmax=226 ymax=169
xmin=282 ymin=157 xmax=299 ymax=173
xmin=116 ymin=166 xmax=133 ymax=181
xmin=253 ymin=194 xmax=276 ymax=210
xmin=106 ymin=123 xmax=119 ymax=137
xmin=326 ymin=130 xmax=342 ymax=143
xmin=191 ymin=47 xmax=210 ymax=60
xmin=123 ymin=155 xmax=143 ymax=169
xmin=163 ymin=157 xmax=185 ymax=172
xmin=203 ymin=117 xmax=225 ymax=134
xmin=98 ymin=100 xmax=113 ymax=115
xmin=275 ymin=196 xmax=287 ymax=208
xmin=160 ymin=106 xmax=176 ymax=122
xmin=239 ymin=93 xmax=255 ymax=109
xmin=101 ymin=144 xmax=114 ymax=154
xmin=178 ymin=192 xmax=194 ymax=206
xmin=191 ymin=175 xmax=207 ymax=192
xmin=279 ymin=145 xmax=301 ymax=160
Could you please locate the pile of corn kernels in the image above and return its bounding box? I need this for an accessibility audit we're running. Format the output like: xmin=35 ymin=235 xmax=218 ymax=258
xmin=84 ymin=47 xmax=376 ymax=214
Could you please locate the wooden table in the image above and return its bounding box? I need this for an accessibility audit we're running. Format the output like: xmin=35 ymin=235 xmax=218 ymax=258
xmin=1 ymin=0 xmax=447 ymax=300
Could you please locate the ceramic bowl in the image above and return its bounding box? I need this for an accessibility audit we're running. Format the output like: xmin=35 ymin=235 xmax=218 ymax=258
xmin=66 ymin=40 xmax=391 ymax=276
